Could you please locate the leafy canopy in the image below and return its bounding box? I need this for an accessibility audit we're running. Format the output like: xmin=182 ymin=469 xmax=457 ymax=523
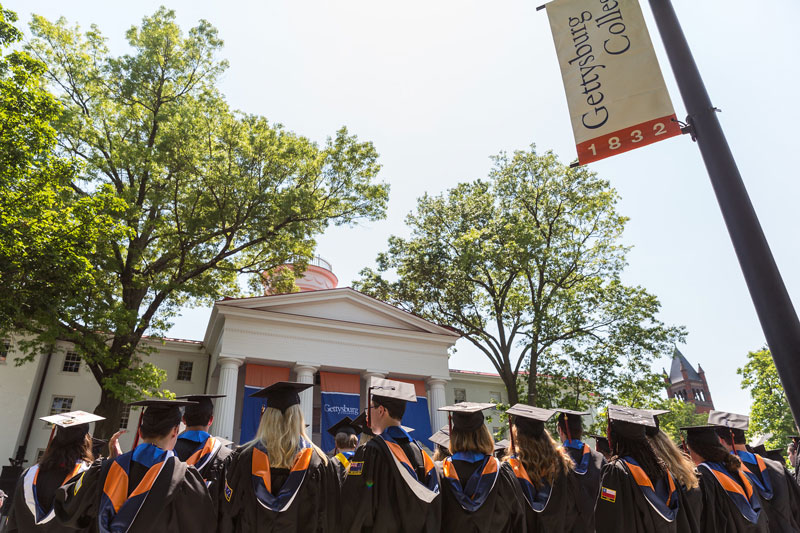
xmin=356 ymin=147 xmax=682 ymax=411
xmin=18 ymin=8 xmax=388 ymax=436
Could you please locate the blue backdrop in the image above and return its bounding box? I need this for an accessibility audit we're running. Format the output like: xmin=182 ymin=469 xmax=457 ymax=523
xmin=240 ymin=385 xmax=267 ymax=444
xmin=320 ymin=392 xmax=361 ymax=453
xmin=402 ymin=396 xmax=433 ymax=450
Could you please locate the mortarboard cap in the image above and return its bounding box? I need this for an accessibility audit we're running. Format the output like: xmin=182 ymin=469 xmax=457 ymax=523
xmin=41 ymin=411 xmax=105 ymax=446
xmin=749 ymin=433 xmax=773 ymax=449
xmin=494 ymin=439 xmax=510 ymax=452
xmin=708 ymin=410 xmax=749 ymax=431
xmin=128 ymin=398 xmax=197 ymax=448
xmin=764 ymin=449 xmax=785 ymax=463
xmin=643 ymin=408 xmax=670 ymax=437
xmin=680 ymin=424 xmax=724 ymax=450
xmin=439 ymin=402 xmax=494 ymax=432
xmin=249 ymin=382 xmax=312 ymax=413
xmin=327 ymin=416 xmax=360 ymax=438
xmin=41 ymin=410 xmax=105 ymax=428
xmin=430 ymin=426 xmax=451 ymax=448
xmin=352 ymin=411 xmax=375 ymax=437
xmin=507 ymin=404 xmax=556 ymax=438
xmin=176 ymin=393 xmax=224 ymax=409
xmin=591 ymin=434 xmax=611 ymax=455
xmin=607 ymin=405 xmax=656 ymax=440
xmin=555 ymin=408 xmax=589 ymax=440
xmin=369 ymin=377 xmax=417 ymax=403
xmin=555 ymin=408 xmax=590 ymax=416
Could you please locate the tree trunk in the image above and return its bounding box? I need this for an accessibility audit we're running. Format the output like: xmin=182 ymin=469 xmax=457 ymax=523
xmin=527 ymin=351 xmax=539 ymax=406
xmin=93 ymin=387 xmax=126 ymax=440
xmin=500 ymin=369 xmax=519 ymax=406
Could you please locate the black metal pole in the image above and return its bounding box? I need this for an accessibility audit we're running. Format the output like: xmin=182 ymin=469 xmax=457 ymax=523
xmin=647 ymin=0 xmax=800 ymax=423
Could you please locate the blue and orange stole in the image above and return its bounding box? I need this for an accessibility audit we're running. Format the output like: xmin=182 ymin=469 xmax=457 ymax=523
xmin=563 ymin=439 xmax=592 ymax=475
xmin=98 ymin=444 xmax=174 ymax=533
xmin=442 ymin=452 xmax=500 ymax=512
xmin=251 ymin=438 xmax=314 ymax=512
xmin=620 ymin=457 xmax=679 ymax=521
xmin=506 ymin=456 xmax=553 ymax=511
xmin=177 ymin=430 xmax=221 ymax=473
xmin=23 ymin=462 xmax=88 ymax=524
xmin=701 ymin=461 xmax=762 ymax=523
xmin=334 ymin=450 xmax=355 ymax=471
xmin=379 ymin=426 xmax=439 ymax=497
xmin=736 ymin=451 xmax=773 ymax=500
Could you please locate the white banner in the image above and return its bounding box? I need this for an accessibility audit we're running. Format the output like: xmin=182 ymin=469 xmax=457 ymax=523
xmin=545 ymin=0 xmax=680 ymax=164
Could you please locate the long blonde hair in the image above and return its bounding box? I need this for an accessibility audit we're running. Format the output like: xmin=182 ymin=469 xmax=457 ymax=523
xmin=254 ymin=405 xmax=327 ymax=468
xmin=648 ymin=429 xmax=699 ymax=490
xmin=508 ymin=426 xmax=573 ymax=488
xmin=450 ymin=425 xmax=495 ymax=456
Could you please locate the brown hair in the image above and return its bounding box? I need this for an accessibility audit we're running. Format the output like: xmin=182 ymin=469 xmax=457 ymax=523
xmin=508 ymin=426 xmax=573 ymax=488
xmin=648 ymin=430 xmax=699 ymax=490
xmin=335 ymin=433 xmax=358 ymax=450
xmin=449 ymin=425 xmax=494 ymax=456
xmin=39 ymin=433 xmax=93 ymax=471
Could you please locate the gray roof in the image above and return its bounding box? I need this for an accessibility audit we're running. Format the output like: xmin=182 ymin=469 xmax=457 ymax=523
xmin=669 ymin=347 xmax=702 ymax=384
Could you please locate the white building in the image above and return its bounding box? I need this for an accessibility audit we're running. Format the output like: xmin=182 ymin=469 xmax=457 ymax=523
xmin=0 ymin=260 xmax=514 ymax=470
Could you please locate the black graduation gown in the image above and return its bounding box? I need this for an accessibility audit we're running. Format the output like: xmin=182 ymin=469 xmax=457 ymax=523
xmin=173 ymin=433 xmax=232 ymax=516
xmin=739 ymin=454 xmax=800 ymax=532
xmin=341 ymin=436 xmax=441 ymax=532
xmin=218 ymin=442 xmax=340 ymax=533
xmin=54 ymin=454 xmax=214 ymax=533
xmin=330 ymin=452 xmax=354 ymax=487
xmin=565 ymin=444 xmax=605 ymax=532
xmin=595 ymin=459 xmax=695 ymax=533
xmin=520 ymin=468 xmax=584 ymax=533
xmin=5 ymin=463 xmax=90 ymax=533
xmin=436 ymin=457 xmax=526 ymax=532
xmin=694 ymin=463 xmax=769 ymax=532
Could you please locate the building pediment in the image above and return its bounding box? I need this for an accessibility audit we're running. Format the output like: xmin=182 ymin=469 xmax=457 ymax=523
xmin=210 ymin=288 xmax=459 ymax=338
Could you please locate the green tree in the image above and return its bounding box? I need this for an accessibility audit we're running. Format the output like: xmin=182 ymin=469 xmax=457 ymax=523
xmin=0 ymin=4 xmax=122 ymax=332
xmin=356 ymin=147 xmax=681 ymax=408
xmin=21 ymin=9 xmax=388 ymax=437
xmin=738 ymin=348 xmax=796 ymax=449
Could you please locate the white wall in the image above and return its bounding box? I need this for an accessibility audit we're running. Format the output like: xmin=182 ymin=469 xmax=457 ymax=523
xmin=0 ymin=338 xmax=209 ymax=467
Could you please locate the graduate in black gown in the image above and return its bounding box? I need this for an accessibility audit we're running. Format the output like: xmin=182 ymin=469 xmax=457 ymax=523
xmin=436 ymin=402 xmax=526 ymax=532
xmin=684 ymin=424 xmax=769 ymax=531
xmin=503 ymin=404 xmax=583 ymax=532
xmin=430 ymin=425 xmax=451 ymax=462
xmin=645 ymin=413 xmax=703 ymax=531
xmin=341 ymin=377 xmax=441 ymax=532
xmin=555 ymin=408 xmax=605 ymax=532
xmin=595 ymin=405 xmax=696 ymax=533
xmin=328 ymin=416 xmax=361 ymax=486
xmin=219 ymin=382 xmax=340 ymax=533
xmin=6 ymin=411 xmax=103 ymax=532
xmin=54 ymin=399 xmax=214 ymax=533
xmin=710 ymin=409 xmax=800 ymax=532
xmin=592 ymin=434 xmax=612 ymax=460
xmin=173 ymin=393 xmax=232 ymax=516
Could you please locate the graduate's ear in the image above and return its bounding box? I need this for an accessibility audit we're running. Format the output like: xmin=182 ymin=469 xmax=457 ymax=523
xmin=208 ymin=415 xmax=214 ymax=429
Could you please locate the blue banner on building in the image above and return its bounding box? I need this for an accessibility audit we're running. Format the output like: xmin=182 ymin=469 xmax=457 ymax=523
xmin=320 ymin=391 xmax=361 ymax=453
xmin=240 ymin=385 xmax=267 ymax=444
xmin=402 ymin=396 xmax=433 ymax=450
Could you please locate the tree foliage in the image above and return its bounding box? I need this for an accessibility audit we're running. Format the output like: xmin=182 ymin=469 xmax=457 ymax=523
xmin=356 ymin=147 xmax=681 ymax=409
xmin=18 ymin=8 xmax=388 ymax=437
xmin=738 ymin=348 xmax=796 ymax=449
xmin=0 ymin=4 xmax=122 ymax=332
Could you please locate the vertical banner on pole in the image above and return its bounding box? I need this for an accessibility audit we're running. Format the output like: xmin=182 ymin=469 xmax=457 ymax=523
xmin=240 ymin=365 xmax=291 ymax=444
xmin=544 ymin=0 xmax=681 ymax=164
xmin=395 ymin=379 xmax=434 ymax=450
xmin=320 ymin=372 xmax=361 ymax=453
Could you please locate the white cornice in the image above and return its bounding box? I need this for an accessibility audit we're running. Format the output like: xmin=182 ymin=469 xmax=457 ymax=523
xmin=214 ymin=288 xmax=460 ymax=338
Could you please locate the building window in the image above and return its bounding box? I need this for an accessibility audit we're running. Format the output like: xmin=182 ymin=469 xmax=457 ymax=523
xmin=489 ymin=391 xmax=502 ymax=404
xmin=176 ymin=361 xmax=193 ymax=382
xmin=120 ymin=405 xmax=133 ymax=430
xmin=0 ymin=339 xmax=10 ymax=363
xmin=46 ymin=396 xmax=74 ymax=426
xmin=454 ymin=388 xmax=467 ymax=403
xmin=62 ymin=351 xmax=81 ymax=373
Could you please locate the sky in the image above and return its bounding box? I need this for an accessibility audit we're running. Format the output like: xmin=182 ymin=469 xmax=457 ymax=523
xmin=10 ymin=0 xmax=800 ymax=416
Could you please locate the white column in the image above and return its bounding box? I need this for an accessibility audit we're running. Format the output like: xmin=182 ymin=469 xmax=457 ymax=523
xmin=427 ymin=377 xmax=449 ymax=432
xmin=213 ymin=357 xmax=243 ymax=441
xmin=294 ymin=363 xmax=317 ymax=428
